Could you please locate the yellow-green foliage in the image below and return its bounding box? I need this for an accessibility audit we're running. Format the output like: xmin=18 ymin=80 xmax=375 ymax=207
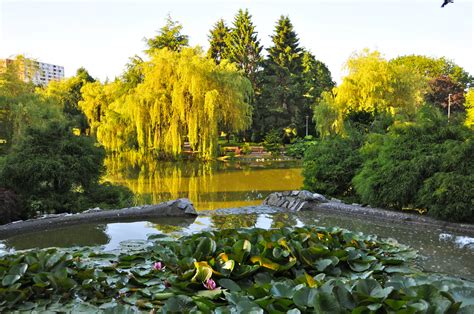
xmin=465 ymin=89 xmax=474 ymax=129
xmin=338 ymin=49 xmax=424 ymax=114
xmin=312 ymin=92 xmax=343 ymax=138
xmin=80 ymin=47 xmax=252 ymax=159
xmin=314 ymin=49 xmax=425 ymax=136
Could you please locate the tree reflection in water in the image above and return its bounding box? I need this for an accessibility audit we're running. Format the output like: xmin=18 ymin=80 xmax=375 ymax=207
xmin=104 ymin=153 xmax=303 ymax=210
xmin=210 ymin=214 xmax=258 ymax=229
xmin=270 ymin=213 xmax=299 ymax=229
xmin=3 ymin=224 xmax=109 ymax=250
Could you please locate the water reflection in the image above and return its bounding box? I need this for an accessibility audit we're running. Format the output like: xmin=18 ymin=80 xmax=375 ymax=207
xmin=104 ymin=155 xmax=303 ymax=210
xmin=3 ymin=224 xmax=110 ymax=250
xmin=211 ymin=214 xmax=258 ymax=229
xmin=2 ymin=217 xmax=196 ymax=251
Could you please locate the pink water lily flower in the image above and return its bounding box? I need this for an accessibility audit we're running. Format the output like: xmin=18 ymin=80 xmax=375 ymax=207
xmin=203 ymin=278 xmax=217 ymax=290
xmin=153 ymin=261 xmax=165 ymax=271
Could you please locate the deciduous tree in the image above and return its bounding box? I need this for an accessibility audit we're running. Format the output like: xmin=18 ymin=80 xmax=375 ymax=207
xmin=80 ymin=48 xmax=253 ymax=159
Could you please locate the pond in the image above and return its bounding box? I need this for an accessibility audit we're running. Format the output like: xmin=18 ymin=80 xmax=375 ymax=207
xmin=1 ymin=209 xmax=473 ymax=281
xmin=104 ymin=156 xmax=303 ymax=210
xmin=1 ymin=157 xmax=473 ymax=284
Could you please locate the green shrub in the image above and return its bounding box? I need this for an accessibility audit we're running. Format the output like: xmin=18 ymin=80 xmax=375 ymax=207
xmin=0 ymin=121 xmax=133 ymax=218
xmin=285 ymin=137 xmax=316 ymax=159
xmin=263 ymin=129 xmax=282 ymax=156
xmin=0 ymin=188 xmax=24 ymax=224
xmin=417 ymin=172 xmax=474 ymax=222
xmin=353 ymin=106 xmax=474 ymax=222
xmin=241 ymin=142 xmax=252 ymax=155
xmin=82 ymin=182 xmax=134 ymax=210
xmin=303 ymin=134 xmax=363 ymax=200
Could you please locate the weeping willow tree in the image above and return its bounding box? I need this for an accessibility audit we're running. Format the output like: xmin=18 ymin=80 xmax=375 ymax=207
xmin=80 ymin=47 xmax=252 ymax=159
xmin=313 ymin=49 xmax=425 ymax=137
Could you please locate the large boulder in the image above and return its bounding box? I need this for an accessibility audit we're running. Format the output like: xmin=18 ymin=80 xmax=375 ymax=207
xmin=263 ymin=190 xmax=328 ymax=211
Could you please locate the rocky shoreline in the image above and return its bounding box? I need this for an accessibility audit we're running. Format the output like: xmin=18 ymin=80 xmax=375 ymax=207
xmin=261 ymin=190 xmax=474 ymax=235
xmin=1 ymin=190 xmax=473 ymax=239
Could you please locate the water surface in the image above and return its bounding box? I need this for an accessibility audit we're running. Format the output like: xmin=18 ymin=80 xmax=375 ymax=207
xmin=105 ymin=157 xmax=303 ymax=210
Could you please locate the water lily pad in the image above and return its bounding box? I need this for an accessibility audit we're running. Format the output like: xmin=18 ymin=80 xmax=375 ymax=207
xmin=218 ymin=278 xmax=241 ymax=292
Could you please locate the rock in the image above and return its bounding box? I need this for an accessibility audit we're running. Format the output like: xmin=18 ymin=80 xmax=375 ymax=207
xmin=313 ymin=193 xmax=328 ymax=202
xmin=83 ymin=207 xmax=102 ymax=213
xmin=298 ymin=190 xmax=316 ymax=201
xmin=264 ymin=193 xmax=280 ymax=206
xmin=262 ymin=190 xmax=328 ymax=211
xmin=331 ymin=197 xmax=342 ymax=203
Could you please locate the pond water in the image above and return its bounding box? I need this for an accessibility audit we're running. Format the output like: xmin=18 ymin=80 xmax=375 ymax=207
xmin=1 ymin=209 xmax=473 ymax=281
xmin=1 ymin=158 xmax=473 ymax=282
xmin=104 ymin=157 xmax=303 ymax=210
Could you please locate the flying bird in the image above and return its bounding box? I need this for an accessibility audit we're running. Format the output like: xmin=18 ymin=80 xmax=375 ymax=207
xmin=441 ymin=0 xmax=454 ymax=8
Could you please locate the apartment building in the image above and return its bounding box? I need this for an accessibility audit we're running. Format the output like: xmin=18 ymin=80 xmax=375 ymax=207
xmin=0 ymin=58 xmax=65 ymax=85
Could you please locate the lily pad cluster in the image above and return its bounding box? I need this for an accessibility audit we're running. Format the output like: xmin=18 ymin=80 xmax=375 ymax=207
xmin=1 ymin=226 xmax=473 ymax=313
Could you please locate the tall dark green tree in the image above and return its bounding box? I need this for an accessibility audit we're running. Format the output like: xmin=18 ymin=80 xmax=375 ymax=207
xmin=267 ymin=15 xmax=303 ymax=72
xmin=255 ymin=15 xmax=305 ymax=140
xmin=207 ymin=19 xmax=230 ymax=65
xmin=301 ymin=51 xmax=335 ymax=100
xmin=224 ymin=9 xmax=263 ymax=87
xmin=301 ymin=50 xmax=335 ymax=135
xmin=146 ymin=15 xmax=189 ymax=54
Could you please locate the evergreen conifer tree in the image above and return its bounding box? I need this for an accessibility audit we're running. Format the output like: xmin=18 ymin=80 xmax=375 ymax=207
xmin=256 ymin=15 xmax=305 ymax=139
xmin=207 ymin=19 xmax=230 ymax=65
xmin=268 ymin=16 xmax=303 ymax=72
xmin=301 ymin=51 xmax=335 ymax=100
xmin=224 ymin=9 xmax=263 ymax=86
xmin=146 ymin=15 xmax=189 ymax=54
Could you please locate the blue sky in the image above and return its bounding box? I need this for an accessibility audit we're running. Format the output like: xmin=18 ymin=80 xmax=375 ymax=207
xmin=1 ymin=0 xmax=472 ymax=83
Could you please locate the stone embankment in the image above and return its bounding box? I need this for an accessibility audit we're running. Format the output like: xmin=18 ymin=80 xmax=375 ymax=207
xmin=0 ymin=198 xmax=197 ymax=238
xmin=263 ymin=190 xmax=474 ymax=235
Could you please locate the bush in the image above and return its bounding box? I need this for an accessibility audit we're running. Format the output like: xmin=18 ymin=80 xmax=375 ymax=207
xmin=80 ymin=182 xmax=134 ymax=211
xmin=285 ymin=137 xmax=316 ymax=159
xmin=353 ymin=106 xmax=474 ymax=222
xmin=0 ymin=188 xmax=24 ymax=224
xmin=241 ymin=142 xmax=252 ymax=155
xmin=263 ymin=129 xmax=282 ymax=156
xmin=0 ymin=121 xmax=133 ymax=218
xmin=417 ymin=173 xmax=474 ymax=223
xmin=303 ymin=134 xmax=363 ymax=201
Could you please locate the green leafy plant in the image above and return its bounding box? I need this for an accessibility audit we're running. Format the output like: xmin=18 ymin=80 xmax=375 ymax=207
xmin=285 ymin=137 xmax=316 ymax=159
xmin=1 ymin=226 xmax=473 ymax=312
xmin=263 ymin=129 xmax=282 ymax=157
